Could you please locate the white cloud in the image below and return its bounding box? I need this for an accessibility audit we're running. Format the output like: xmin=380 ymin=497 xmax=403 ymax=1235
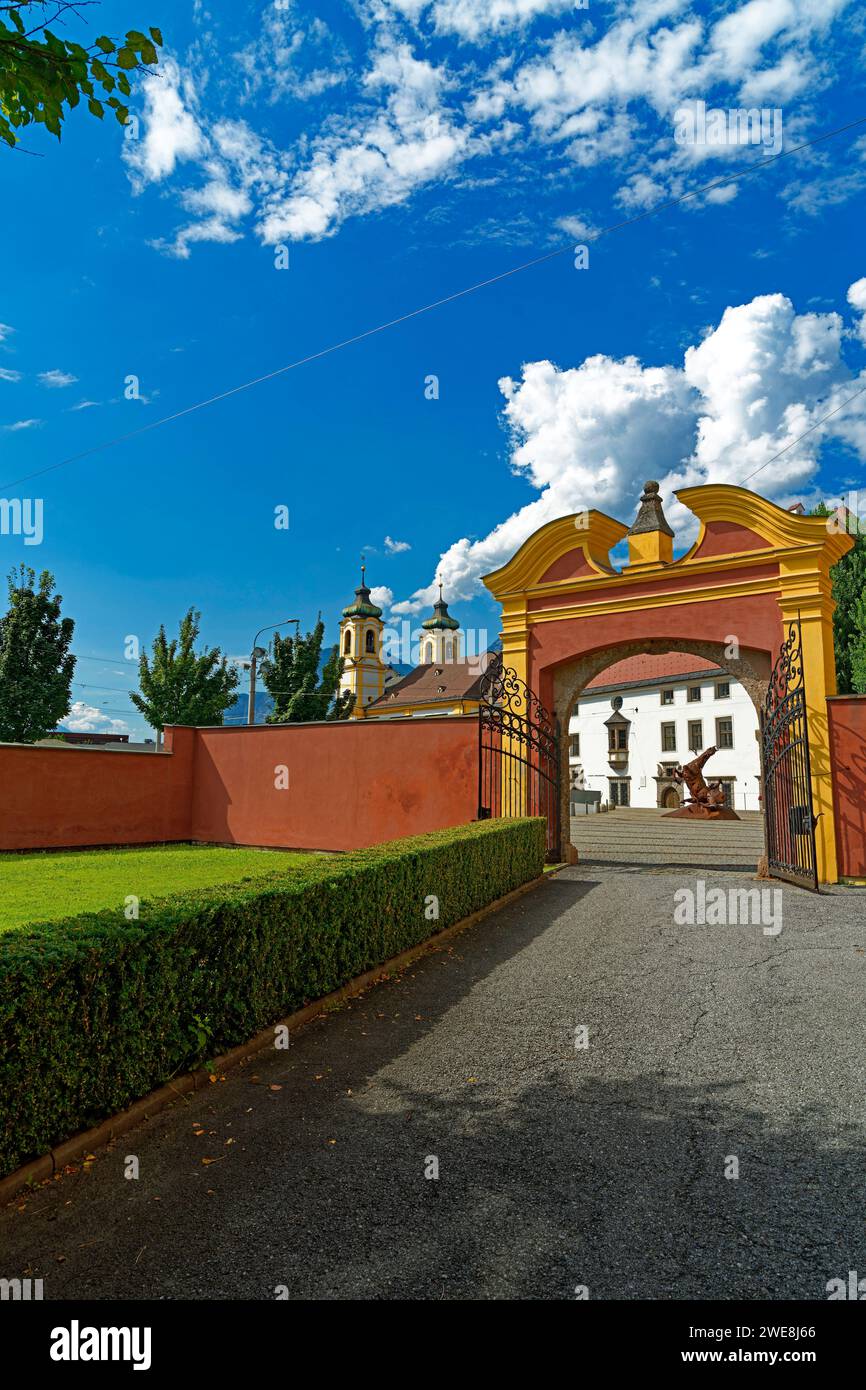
xmin=38 ymin=369 xmax=78 ymax=389
xmin=127 ymin=1 xmax=859 ymax=254
xmin=234 ymin=5 xmax=349 ymax=103
xmin=847 ymin=276 xmax=866 ymax=345
xmin=150 ymin=120 xmax=280 ymax=257
xmin=384 ymin=0 xmax=578 ymax=42
xmin=369 ymin=584 xmax=395 ymax=609
xmin=0 ymin=323 xmax=13 ymax=343
xmin=2 ymin=418 xmax=41 ymax=432
xmin=394 ymin=278 xmax=866 ymax=611
xmin=555 ymin=212 xmax=599 ymax=239
xmin=384 ymin=535 xmax=411 ymax=552
xmin=259 ymin=43 xmax=470 ymax=244
xmin=781 ymin=136 xmax=866 ymax=215
xmin=705 ymin=180 xmax=739 ymax=205
xmin=59 ymin=702 xmax=130 ymax=735
xmin=71 ymin=399 xmax=100 ymax=411
xmin=124 ymin=59 xmax=205 ymax=187
xmin=0 ymin=367 xmax=21 ymax=383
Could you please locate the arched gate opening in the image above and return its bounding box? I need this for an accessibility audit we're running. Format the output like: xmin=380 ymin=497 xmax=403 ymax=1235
xmin=482 ymin=482 xmax=852 ymax=884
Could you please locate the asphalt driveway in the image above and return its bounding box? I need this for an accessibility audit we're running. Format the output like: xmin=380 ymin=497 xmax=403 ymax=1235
xmin=2 ymin=866 xmax=865 ymax=1300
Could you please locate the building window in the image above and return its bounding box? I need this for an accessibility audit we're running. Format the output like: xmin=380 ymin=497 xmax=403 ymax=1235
xmin=423 ymin=642 xmax=433 ymax=663
xmin=608 ymin=725 xmax=628 ymax=752
xmin=365 ymin=628 xmax=375 ymax=654
xmin=445 ymin=640 xmax=453 ymax=661
xmin=661 ymin=722 xmax=677 ymax=752
xmin=716 ymin=681 xmax=731 ymax=699
xmin=343 ymin=629 xmax=351 ymax=655
xmin=570 ymin=733 xmax=580 ymax=758
xmin=661 ymin=689 xmax=674 ymax=705
xmin=609 ymin=778 xmax=630 ymax=807
xmin=688 ymin=719 xmax=703 ymax=752
xmin=716 ymin=717 xmax=734 ymax=749
xmin=687 ymin=686 xmax=702 ymax=703
xmin=716 ymin=777 xmax=735 ymax=808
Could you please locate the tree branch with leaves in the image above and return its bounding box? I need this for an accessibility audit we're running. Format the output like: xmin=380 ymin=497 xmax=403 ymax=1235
xmin=0 ymin=1 xmax=162 ymax=147
xmin=130 ymin=609 xmax=240 ymax=735
xmin=262 ymin=621 xmax=355 ymax=724
xmin=0 ymin=564 xmax=75 ymax=742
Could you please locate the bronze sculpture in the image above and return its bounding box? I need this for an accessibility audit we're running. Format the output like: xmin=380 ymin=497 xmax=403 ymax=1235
xmin=662 ymin=745 xmax=740 ymax=820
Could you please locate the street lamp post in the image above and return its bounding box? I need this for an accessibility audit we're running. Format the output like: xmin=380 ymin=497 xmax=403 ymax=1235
xmin=248 ymin=619 xmax=299 ymax=725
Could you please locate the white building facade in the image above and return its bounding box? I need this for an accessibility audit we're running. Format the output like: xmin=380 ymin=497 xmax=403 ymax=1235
xmin=568 ymin=653 xmax=762 ymax=812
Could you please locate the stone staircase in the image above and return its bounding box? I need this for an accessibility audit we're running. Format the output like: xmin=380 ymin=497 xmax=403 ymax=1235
xmin=570 ymin=807 xmax=765 ymax=870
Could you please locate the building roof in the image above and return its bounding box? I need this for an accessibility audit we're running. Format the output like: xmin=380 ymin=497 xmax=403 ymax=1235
xmin=421 ymin=585 xmax=460 ymax=631
xmin=341 ymin=563 xmax=383 ymax=620
xmin=367 ymin=657 xmax=490 ymax=709
xmin=585 ymin=651 xmax=724 ymax=692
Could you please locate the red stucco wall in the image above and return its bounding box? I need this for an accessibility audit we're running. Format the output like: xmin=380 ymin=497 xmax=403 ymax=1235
xmin=827 ymin=696 xmax=866 ymax=877
xmin=0 ymin=726 xmax=196 ymax=850
xmin=0 ymin=717 xmax=480 ymax=853
xmin=190 ymin=716 xmax=479 ymax=851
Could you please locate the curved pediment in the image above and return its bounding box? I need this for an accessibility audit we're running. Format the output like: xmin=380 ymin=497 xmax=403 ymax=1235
xmin=483 ymin=511 xmax=628 ymax=598
xmin=676 ymin=484 xmax=854 ymax=565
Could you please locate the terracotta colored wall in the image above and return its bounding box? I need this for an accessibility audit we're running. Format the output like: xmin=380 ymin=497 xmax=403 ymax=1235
xmin=529 ymin=592 xmax=783 ymax=712
xmin=0 ymin=726 xmax=196 ymax=851
xmin=190 ymin=716 xmax=479 ymax=851
xmin=0 ymin=717 xmax=480 ymax=853
xmin=828 ymin=697 xmax=866 ymax=877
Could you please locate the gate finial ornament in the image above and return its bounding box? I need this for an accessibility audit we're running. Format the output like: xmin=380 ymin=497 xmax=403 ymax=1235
xmin=627 ymin=480 xmax=675 ymax=538
xmin=626 ymin=480 xmax=676 ymax=567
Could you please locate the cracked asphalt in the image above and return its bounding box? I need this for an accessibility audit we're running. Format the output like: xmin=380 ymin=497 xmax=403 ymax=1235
xmin=2 ymin=866 xmax=865 ymax=1301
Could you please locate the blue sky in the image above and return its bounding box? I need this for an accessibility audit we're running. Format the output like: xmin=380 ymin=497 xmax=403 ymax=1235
xmin=1 ymin=0 xmax=864 ymax=737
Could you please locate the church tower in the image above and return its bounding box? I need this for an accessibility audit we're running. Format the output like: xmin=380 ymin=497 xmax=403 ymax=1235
xmin=339 ymin=562 xmax=388 ymax=714
xmin=419 ymin=584 xmax=462 ymax=664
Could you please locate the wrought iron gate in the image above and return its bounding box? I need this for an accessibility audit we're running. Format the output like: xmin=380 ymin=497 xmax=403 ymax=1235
xmin=760 ymin=618 xmax=819 ymax=891
xmin=478 ymin=660 xmax=561 ymax=860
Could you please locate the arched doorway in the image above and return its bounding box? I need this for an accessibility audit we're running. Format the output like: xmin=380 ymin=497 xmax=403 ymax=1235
xmin=661 ymin=786 xmax=680 ymax=810
xmin=483 ymin=481 xmax=853 ymax=882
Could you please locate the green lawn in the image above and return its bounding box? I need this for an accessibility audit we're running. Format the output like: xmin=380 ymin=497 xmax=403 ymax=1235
xmin=0 ymin=844 xmax=325 ymax=933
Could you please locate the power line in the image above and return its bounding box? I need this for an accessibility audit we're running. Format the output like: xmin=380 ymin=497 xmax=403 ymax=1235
xmin=73 ymin=682 xmax=134 ymax=693
xmin=70 ymin=652 xmax=132 ymax=665
xmin=71 ymin=675 xmax=329 ymax=698
xmin=3 ymin=113 xmax=866 ymax=494
xmin=738 ymin=382 xmax=866 ymax=485
xmin=64 ymin=707 xmax=139 ymax=717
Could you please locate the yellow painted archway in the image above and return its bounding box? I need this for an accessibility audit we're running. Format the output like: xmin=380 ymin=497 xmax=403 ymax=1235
xmin=483 ymin=483 xmax=853 ymax=883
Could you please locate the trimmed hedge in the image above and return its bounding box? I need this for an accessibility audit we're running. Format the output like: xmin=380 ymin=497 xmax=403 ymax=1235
xmin=0 ymin=818 xmax=545 ymax=1177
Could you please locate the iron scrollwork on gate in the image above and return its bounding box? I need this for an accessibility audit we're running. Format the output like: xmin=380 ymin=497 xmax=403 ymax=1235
xmin=760 ymin=618 xmax=819 ymax=891
xmin=478 ymin=659 xmax=562 ymax=861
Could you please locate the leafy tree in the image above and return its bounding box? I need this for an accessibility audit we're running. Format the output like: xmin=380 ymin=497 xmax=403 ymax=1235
xmin=849 ymin=594 xmax=866 ymax=695
xmin=130 ymin=609 xmax=239 ymax=734
xmin=811 ymin=501 xmax=866 ymax=693
xmin=0 ymin=564 xmax=75 ymax=742
xmin=0 ymin=2 xmax=162 ymax=148
xmin=262 ymin=620 xmax=354 ymax=723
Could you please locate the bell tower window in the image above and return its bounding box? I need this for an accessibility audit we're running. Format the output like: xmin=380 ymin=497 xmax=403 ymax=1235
xmin=343 ymin=629 xmax=351 ymax=655
xmin=365 ymin=628 xmax=375 ymax=654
